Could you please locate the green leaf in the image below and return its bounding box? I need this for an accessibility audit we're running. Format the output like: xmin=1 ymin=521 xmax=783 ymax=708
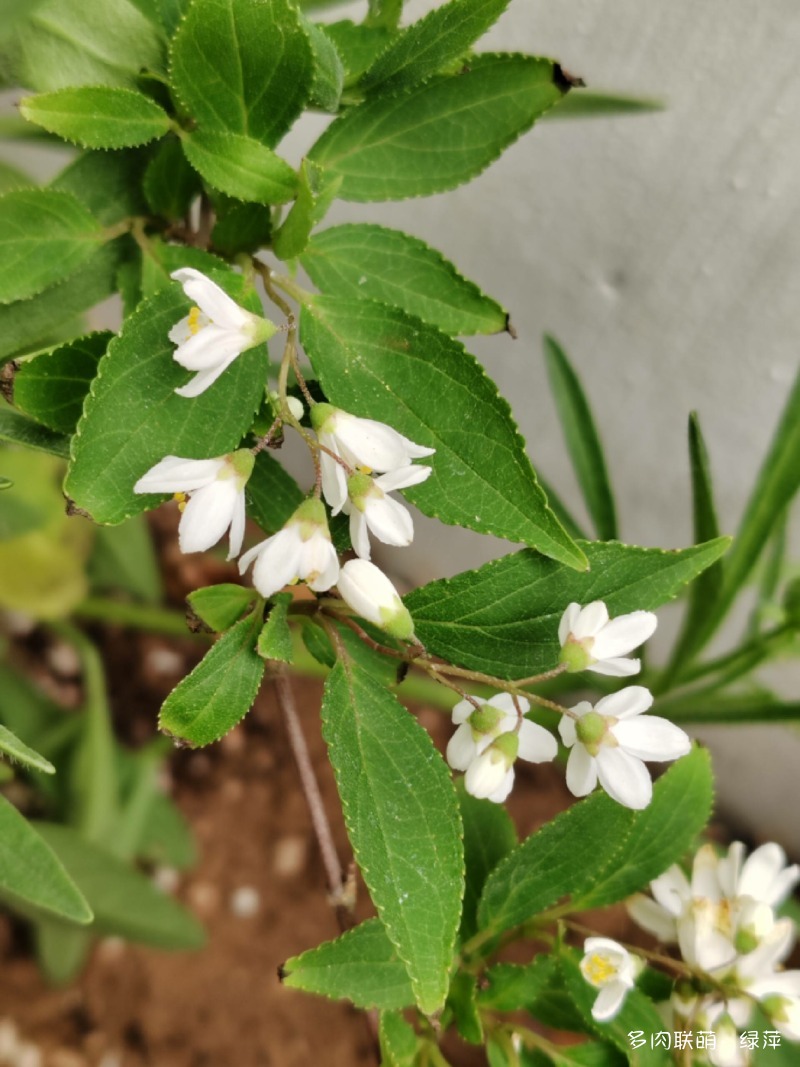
xmin=544 ymin=335 xmax=617 ymax=541
xmin=324 ymin=20 xmax=398 ymax=82
xmin=245 ymin=450 xmax=305 ymax=534
xmin=477 ymin=958 xmax=556 ymax=1012
xmin=477 ymin=792 xmax=636 ymax=936
xmin=447 ymin=971 xmax=483 ymax=1044
xmin=685 ymin=368 xmax=800 ymax=659
xmin=0 ymin=491 xmax=45 ymax=540
xmin=181 ymin=130 xmax=298 ymax=205
xmin=65 ymin=276 xmax=269 ymax=524
xmin=0 ymin=723 xmax=55 ymax=774
xmin=304 ymin=19 xmax=345 ymax=112
xmin=559 ymin=950 xmax=671 ymax=1067
xmin=13 ymin=331 xmax=111 ymax=434
xmin=300 ymin=224 xmax=508 ymax=336
xmin=573 ymin=747 xmax=713 ymax=909
xmin=301 ymin=296 xmax=586 ymax=569
xmin=308 ymin=54 xmax=568 ymax=201
xmin=211 ymin=199 xmax=272 ymax=257
xmin=0 ymin=189 xmax=105 ymax=304
xmin=89 ymin=514 xmax=162 ymax=602
xmin=159 ymin=615 xmax=265 ymax=746
xmin=359 ymin=0 xmax=510 ymax=95
xmin=406 ymin=538 xmax=731 ymax=680
xmin=365 ymin=0 xmax=403 ymax=30
xmin=0 ymin=242 xmax=121 ymax=361
xmin=258 ymin=593 xmax=293 ymax=662
xmin=322 ymin=659 xmax=463 ymax=1014
xmin=187 ymin=583 xmax=255 ymax=632
xmin=170 ymin=0 xmax=313 ymax=147
xmin=35 ymin=822 xmax=205 ymax=949
xmin=0 ymin=797 xmax=92 ymax=924
xmin=35 ymin=920 xmax=91 ymax=985
xmin=545 ymin=90 xmax=664 ymax=120
xmin=272 ymin=159 xmax=342 ymax=261
xmin=144 ymin=136 xmax=203 ymax=220
xmin=138 ymin=238 xmax=228 ymax=300
xmin=4 ymin=0 xmax=165 ymax=92
xmin=0 ymin=159 xmax=34 ymax=193
xmin=155 ymin=0 xmax=190 ymax=35
xmin=521 ymin=1040 xmax=627 ymax=1067
xmin=137 ymin=791 xmax=197 ymax=869
xmin=0 ymin=406 xmax=70 ymax=457
xmin=21 ymin=87 xmax=171 ymax=148
xmin=379 ymin=1011 xmax=420 ymax=1067
xmin=51 ymin=149 xmax=150 ymax=225
xmin=281 ymin=918 xmax=415 ymax=1009
xmin=459 ymin=787 xmax=516 ymax=940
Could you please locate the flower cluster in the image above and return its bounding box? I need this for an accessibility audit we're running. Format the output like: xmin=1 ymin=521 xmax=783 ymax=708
xmin=134 ymin=269 xmax=430 ymax=642
xmin=447 ymin=601 xmax=690 ymax=809
xmin=625 ymin=841 xmax=800 ymax=1060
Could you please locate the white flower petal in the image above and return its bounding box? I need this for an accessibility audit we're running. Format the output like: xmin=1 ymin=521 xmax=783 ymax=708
xmin=333 ymin=416 xmax=434 ymax=471
xmin=134 ymin=455 xmax=223 ymax=493
xmin=565 ymin=744 xmax=597 ymax=797
xmin=716 ymin=841 xmax=746 ymax=899
xmin=591 ymin=980 xmax=629 ymax=1021
xmin=612 ymin=716 xmax=691 ymax=762
xmin=627 ymin=893 xmax=678 ymax=942
xmin=591 ymin=611 xmax=657 ymax=661
xmin=595 ymin=686 xmax=654 ymax=720
xmin=178 ymin=480 xmax=238 ymax=554
xmin=337 ymin=560 xmax=404 ymax=626
xmin=487 ymin=692 xmax=524 ymax=715
xmin=172 ymin=323 xmax=240 ymax=370
xmin=558 ymin=602 xmax=582 ymax=646
xmin=446 ymin=722 xmax=477 ymax=771
xmin=487 ymin=768 xmax=515 ymax=804
xmin=587 ymin=656 xmax=641 ymax=677
xmin=319 ymin=448 xmax=348 ymax=515
xmin=227 ymin=491 xmax=246 ymax=559
xmin=349 ymin=509 xmax=372 ymax=561
xmin=305 ymin=539 xmax=340 ymax=592
xmin=452 ymin=698 xmax=481 ymax=726
xmin=174 ymin=356 xmax=238 ymax=398
xmin=572 ymin=601 xmax=609 ymax=639
xmin=171 ymin=268 xmax=251 ymax=330
xmin=364 ymin=495 xmax=414 ymax=547
xmin=595 ymin=747 xmax=652 ymax=809
xmin=691 ymin=844 xmax=723 ymax=901
xmin=650 ymin=865 xmax=692 ymax=917
xmin=517 ymin=719 xmax=558 ymax=763
xmin=740 ymin=843 xmax=797 ymax=906
xmin=250 ymin=529 xmax=303 ymax=598
xmin=465 ymin=750 xmax=509 ymax=800
xmin=558 ymin=715 xmax=577 ymax=747
xmin=374 ymin=464 xmax=432 ymax=493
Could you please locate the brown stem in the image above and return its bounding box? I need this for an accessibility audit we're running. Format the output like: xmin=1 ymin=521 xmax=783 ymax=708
xmin=251 ymin=416 xmax=283 ymax=455
xmin=332 ymin=612 xmax=407 ymax=659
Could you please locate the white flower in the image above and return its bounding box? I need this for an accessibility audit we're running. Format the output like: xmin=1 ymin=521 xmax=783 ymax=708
xmin=310 ymin=403 xmax=434 ymax=514
xmin=558 ymin=601 xmax=657 ymax=676
xmin=580 ymin=937 xmax=640 ymax=1021
xmin=344 ymin=466 xmax=432 ymax=560
xmin=134 ymin=450 xmax=253 ymax=559
xmin=717 ymin=841 xmax=800 ymax=911
xmin=170 ymin=268 xmax=277 ymax=398
xmin=336 ymin=559 xmax=414 ymax=641
xmin=238 ymin=498 xmax=338 ymax=598
xmin=446 ymin=693 xmax=557 ymax=804
xmin=558 ymin=687 xmax=691 ymax=810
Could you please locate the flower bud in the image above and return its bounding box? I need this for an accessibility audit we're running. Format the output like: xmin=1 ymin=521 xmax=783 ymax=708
xmin=337 ymin=559 xmax=414 ymax=641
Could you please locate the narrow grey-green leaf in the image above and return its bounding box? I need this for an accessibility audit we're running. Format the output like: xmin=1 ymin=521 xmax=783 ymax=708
xmin=300 ymin=224 xmax=508 ymax=336
xmin=302 ymin=296 xmax=586 ymax=570
xmin=544 ymin=335 xmax=617 ymax=541
xmin=187 ymin=583 xmax=254 ymax=632
xmin=272 ymin=160 xmax=342 ymax=260
xmin=281 ymin=918 xmax=414 ymax=1009
xmin=21 ymin=87 xmax=171 ymax=149
xmin=688 ymin=366 xmax=800 ymax=659
xmin=182 ymin=130 xmax=298 ymax=205
xmin=245 ymin=451 xmax=305 ymax=534
xmin=4 ymin=0 xmax=165 ymax=92
xmin=0 ymin=797 xmax=92 ymax=924
xmin=459 ymin=787 xmax=516 ymax=940
xmin=0 ymin=406 xmax=70 ymax=458
xmin=13 ymin=332 xmax=111 ymax=434
xmin=304 ymin=19 xmax=345 ymax=112
xmin=359 ymin=0 xmax=509 ymax=95
xmin=573 ymin=747 xmax=713 ymax=910
xmin=35 ymin=822 xmax=205 ymax=949
xmin=322 ymin=659 xmax=463 ymax=1014
xmin=65 ymin=277 xmax=269 ymax=524
xmin=159 ymin=615 xmax=265 ymax=746
xmin=0 ymin=725 xmax=55 ymax=773
xmin=406 ymin=538 xmax=731 ymax=680
xmin=0 ymin=190 xmax=104 ymax=304
xmin=258 ymin=593 xmax=293 ymax=662
xmin=0 ymin=242 xmax=121 ymax=361
xmin=324 ymin=20 xmax=397 ymax=81
xmin=309 ymin=54 xmax=568 ymax=201
xmin=477 ymin=792 xmax=635 ymax=936
xmin=170 ymin=0 xmax=313 ymax=147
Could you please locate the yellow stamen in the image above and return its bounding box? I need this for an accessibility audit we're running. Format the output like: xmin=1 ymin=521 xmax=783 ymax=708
xmin=188 ymin=306 xmax=203 ymax=335
xmin=357 ymin=464 xmax=373 ymax=475
xmin=173 ymin=492 xmax=188 ymax=513
xmin=583 ymin=954 xmax=616 ymax=986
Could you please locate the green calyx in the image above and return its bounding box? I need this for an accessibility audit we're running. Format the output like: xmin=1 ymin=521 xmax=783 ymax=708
xmin=559 ymin=637 xmax=594 ymax=673
xmin=575 ymin=711 xmax=607 ymax=753
xmin=734 ymin=927 xmax=760 ymax=955
xmin=469 ymin=705 xmax=505 ymax=738
xmin=760 ymin=994 xmax=790 ymax=1022
xmin=291 ymin=496 xmax=330 ymax=540
xmin=347 ymin=471 xmax=375 ymax=510
xmin=249 ymin=315 xmax=280 ymax=346
xmin=379 ymin=601 xmax=415 ymax=641
xmin=310 ymin=401 xmax=337 ymax=433
xmin=229 ymin=448 xmax=255 ymax=484
xmin=490 ymin=731 xmax=519 ymax=766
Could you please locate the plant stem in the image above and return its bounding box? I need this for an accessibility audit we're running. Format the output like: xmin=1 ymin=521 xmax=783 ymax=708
xmin=74 ymin=597 xmax=205 ymax=639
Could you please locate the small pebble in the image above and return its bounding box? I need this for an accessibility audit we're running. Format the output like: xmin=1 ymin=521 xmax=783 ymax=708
xmin=96 ymin=937 xmax=126 ymax=963
xmin=146 ymin=646 xmax=184 ymax=677
xmin=187 ymin=881 xmax=220 ymax=917
xmin=273 ymin=836 xmax=307 ymax=878
xmin=47 ymin=641 xmax=81 ymax=678
xmin=17 ymin=1044 xmax=42 ymax=1067
xmin=230 ymin=886 xmax=260 ymax=919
